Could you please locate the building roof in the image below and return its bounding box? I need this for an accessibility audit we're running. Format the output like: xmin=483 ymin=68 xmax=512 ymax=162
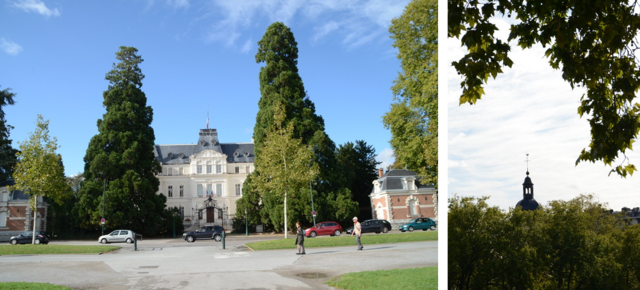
xmin=0 ymin=179 xmax=30 ymax=200
xmin=372 ymin=169 xmax=434 ymax=192
xmin=516 ymin=199 xmax=539 ymax=211
xmin=153 ymin=129 xmax=254 ymax=164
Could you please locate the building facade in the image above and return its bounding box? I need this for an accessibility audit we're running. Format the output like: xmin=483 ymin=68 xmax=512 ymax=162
xmin=0 ymin=180 xmax=48 ymax=241
xmin=154 ymin=128 xmax=254 ymax=230
xmin=368 ymin=169 xmax=437 ymax=228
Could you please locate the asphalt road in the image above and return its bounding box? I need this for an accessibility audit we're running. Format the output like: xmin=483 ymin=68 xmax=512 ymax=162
xmin=0 ymin=233 xmax=438 ymax=290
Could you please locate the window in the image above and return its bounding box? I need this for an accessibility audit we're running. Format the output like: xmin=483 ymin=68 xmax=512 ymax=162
xmin=216 ymin=164 xmax=222 ymax=173
xmin=207 ymin=165 xmax=212 ymax=174
xmin=246 ymin=166 xmax=251 ymax=174
xmin=207 ymin=184 xmax=213 ymax=197
xmin=197 ymin=184 xmax=203 ymax=197
xmin=409 ymin=199 xmax=416 ymax=215
xmin=216 ymin=184 xmax=222 ymax=196
xmin=179 ymin=167 xmax=183 ymax=175
xmin=235 ymin=184 xmax=241 ymax=196
xmin=197 ymin=165 xmax=202 ymax=174
xmin=168 ymin=185 xmax=173 ymax=197
xmin=235 ymin=166 xmax=240 ymax=174
xmin=179 ymin=185 xmax=184 ymax=197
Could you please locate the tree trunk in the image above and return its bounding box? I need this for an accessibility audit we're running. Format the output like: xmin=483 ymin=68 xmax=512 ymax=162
xmin=31 ymin=195 xmax=37 ymax=244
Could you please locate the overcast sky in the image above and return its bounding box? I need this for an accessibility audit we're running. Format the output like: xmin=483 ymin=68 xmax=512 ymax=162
xmin=1 ymin=0 xmax=409 ymax=176
xmin=448 ymin=17 xmax=640 ymax=212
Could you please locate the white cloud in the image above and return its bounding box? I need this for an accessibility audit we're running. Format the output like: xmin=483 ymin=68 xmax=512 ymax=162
xmin=313 ymin=21 xmax=340 ymax=42
xmin=201 ymin=0 xmax=410 ymax=50
xmin=240 ymin=38 xmax=252 ymax=54
xmin=0 ymin=38 xmax=23 ymax=55
xmin=448 ymin=26 xmax=640 ymax=211
xmin=10 ymin=0 xmax=61 ymax=17
xmin=375 ymin=148 xmax=395 ymax=170
xmin=169 ymin=0 xmax=189 ymax=9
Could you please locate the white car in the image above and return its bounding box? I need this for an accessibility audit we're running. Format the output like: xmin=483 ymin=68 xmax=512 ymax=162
xmin=98 ymin=230 xmax=135 ymax=244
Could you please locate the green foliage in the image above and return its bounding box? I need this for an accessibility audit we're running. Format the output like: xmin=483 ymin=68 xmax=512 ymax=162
xmin=326 ymin=267 xmax=438 ymax=290
xmin=0 ymin=244 xmax=120 ymax=256
xmin=11 ymin=115 xmax=71 ymax=209
xmin=246 ymin=231 xmax=437 ymax=250
xmin=0 ymin=86 xmax=17 ymax=183
xmin=74 ymin=46 xmax=165 ymax=236
xmin=253 ymin=103 xmax=318 ymax=232
xmin=384 ymin=0 xmax=438 ymax=185
xmin=0 ymin=282 xmax=70 ymax=290
xmin=335 ymin=140 xmax=381 ymax=220
xmin=450 ymin=0 xmax=640 ymax=177
xmin=449 ymin=194 xmax=640 ymax=289
xmin=239 ymin=22 xmax=359 ymax=232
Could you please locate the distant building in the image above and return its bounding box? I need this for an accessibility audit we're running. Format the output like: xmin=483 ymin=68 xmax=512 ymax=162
xmin=611 ymin=207 xmax=640 ymax=226
xmin=154 ymin=128 xmax=254 ymax=230
xmin=516 ymin=170 xmax=539 ymax=211
xmin=0 ymin=180 xmax=48 ymax=240
xmin=368 ymin=169 xmax=437 ymax=227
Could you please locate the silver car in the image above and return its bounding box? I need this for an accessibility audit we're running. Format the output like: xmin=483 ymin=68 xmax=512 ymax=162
xmin=98 ymin=230 xmax=135 ymax=244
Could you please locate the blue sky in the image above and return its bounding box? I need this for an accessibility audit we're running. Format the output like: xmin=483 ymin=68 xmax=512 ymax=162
xmin=448 ymin=17 xmax=640 ymax=212
xmin=1 ymin=0 xmax=409 ymax=176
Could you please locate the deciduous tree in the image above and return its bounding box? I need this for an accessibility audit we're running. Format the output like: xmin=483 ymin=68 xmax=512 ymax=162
xmin=11 ymin=115 xmax=70 ymax=244
xmin=253 ymin=103 xmax=318 ymax=237
xmin=384 ymin=0 xmax=438 ymax=185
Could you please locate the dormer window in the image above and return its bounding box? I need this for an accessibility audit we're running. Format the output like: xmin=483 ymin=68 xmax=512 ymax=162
xmin=234 ymin=152 xmax=239 ymax=158
xmin=178 ymin=153 xmax=184 ymax=159
xmin=168 ymin=152 xmax=173 ymax=159
xmin=244 ymin=152 xmax=250 ymax=157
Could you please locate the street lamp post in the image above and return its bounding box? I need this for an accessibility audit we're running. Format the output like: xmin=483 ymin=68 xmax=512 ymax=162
xmin=102 ymin=178 xmax=106 ymax=236
xmin=310 ymin=181 xmax=316 ymax=226
xmin=245 ymin=208 xmax=248 ymax=236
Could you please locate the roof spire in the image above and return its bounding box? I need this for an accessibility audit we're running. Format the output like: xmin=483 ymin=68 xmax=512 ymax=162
xmin=525 ymin=153 xmax=530 ymax=174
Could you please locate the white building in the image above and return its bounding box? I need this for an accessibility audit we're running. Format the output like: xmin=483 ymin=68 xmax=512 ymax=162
xmin=154 ymin=128 xmax=254 ymax=229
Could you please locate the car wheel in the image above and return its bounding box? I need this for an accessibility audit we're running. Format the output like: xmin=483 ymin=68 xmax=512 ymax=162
xmin=430 ymin=225 xmax=436 ymax=231
xmin=310 ymin=231 xmax=317 ymax=238
xmin=186 ymin=235 xmax=195 ymax=243
xmin=10 ymin=239 xmax=17 ymax=245
xmin=214 ymin=234 xmax=222 ymax=242
xmin=100 ymin=238 xmax=108 ymax=244
xmin=408 ymin=226 xmax=414 ymax=232
xmin=334 ymin=230 xmax=341 ymax=236
xmin=34 ymin=239 xmax=41 ymax=245
xmin=382 ymin=227 xmax=388 ymax=233
xmin=126 ymin=238 xmax=133 ymax=244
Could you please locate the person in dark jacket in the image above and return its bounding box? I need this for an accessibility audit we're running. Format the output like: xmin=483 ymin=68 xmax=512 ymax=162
xmin=295 ymin=221 xmax=306 ymax=255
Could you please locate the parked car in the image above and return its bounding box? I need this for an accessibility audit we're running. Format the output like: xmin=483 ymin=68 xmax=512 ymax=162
xmin=399 ymin=217 xmax=437 ymax=232
xmin=345 ymin=219 xmax=392 ymax=235
xmin=183 ymin=225 xmax=224 ymax=242
xmin=9 ymin=231 xmax=49 ymax=245
xmin=98 ymin=230 xmax=135 ymax=244
xmin=304 ymin=221 xmax=342 ymax=237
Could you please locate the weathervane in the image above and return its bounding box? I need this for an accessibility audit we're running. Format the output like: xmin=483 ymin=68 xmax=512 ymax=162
xmin=525 ymin=153 xmax=530 ymax=173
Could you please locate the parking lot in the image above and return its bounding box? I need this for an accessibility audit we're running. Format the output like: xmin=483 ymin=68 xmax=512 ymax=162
xmin=0 ymin=233 xmax=437 ymax=289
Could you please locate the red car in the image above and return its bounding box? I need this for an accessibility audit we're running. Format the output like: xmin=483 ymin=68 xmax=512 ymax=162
xmin=305 ymin=221 xmax=342 ymax=237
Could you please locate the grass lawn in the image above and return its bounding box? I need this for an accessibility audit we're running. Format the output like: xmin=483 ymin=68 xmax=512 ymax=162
xmin=246 ymin=230 xmax=437 ymax=250
xmin=326 ymin=267 xmax=437 ymax=290
xmin=0 ymin=282 xmax=71 ymax=290
xmin=0 ymin=244 xmax=120 ymax=256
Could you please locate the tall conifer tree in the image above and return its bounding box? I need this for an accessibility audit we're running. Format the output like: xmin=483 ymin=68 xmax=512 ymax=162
xmin=74 ymin=46 xmax=166 ymax=235
xmin=238 ymin=22 xmax=357 ymax=231
xmin=0 ymin=87 xmax=17 ymax=183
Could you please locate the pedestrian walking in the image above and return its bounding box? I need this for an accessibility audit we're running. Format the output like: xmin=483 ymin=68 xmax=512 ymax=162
xmin=351 ymin=217 xmax=363 ymax=250
xmin=295 ymin=221 xmax=306 ymax=255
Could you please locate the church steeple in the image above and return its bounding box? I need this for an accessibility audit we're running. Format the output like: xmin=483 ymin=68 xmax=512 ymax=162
xmin=516 ymin=154 xmax=539 ymax=210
